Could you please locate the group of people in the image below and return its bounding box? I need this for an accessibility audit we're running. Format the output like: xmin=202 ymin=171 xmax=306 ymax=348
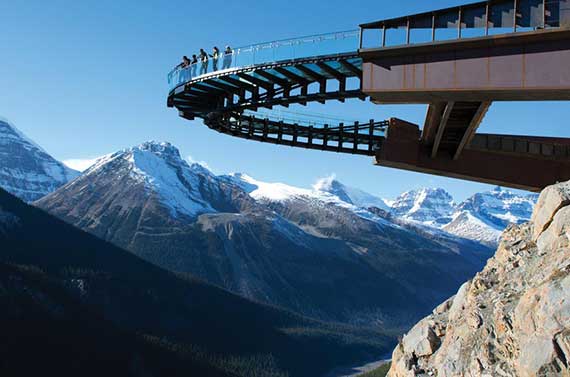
xmin=177 ymin=46 xmax=234 ymax=79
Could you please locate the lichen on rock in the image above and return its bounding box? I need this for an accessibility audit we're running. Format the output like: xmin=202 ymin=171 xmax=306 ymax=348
xmin=388 ymin=180 xmax=570 ymax=377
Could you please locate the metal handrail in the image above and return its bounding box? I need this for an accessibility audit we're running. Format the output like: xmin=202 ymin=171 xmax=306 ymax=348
xmin=168 ymin=29 xmax=360 ymax=89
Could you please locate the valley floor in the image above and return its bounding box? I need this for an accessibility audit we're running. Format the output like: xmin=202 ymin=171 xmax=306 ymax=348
xmin=324 ymin=356 xmax=391 ymax=377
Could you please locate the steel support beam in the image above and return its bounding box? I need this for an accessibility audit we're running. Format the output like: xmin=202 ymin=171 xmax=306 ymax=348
xmin=431 ymin=102 xmax=454 ymax=158
xmin=453 ymin=101 xmax=492 ymax=160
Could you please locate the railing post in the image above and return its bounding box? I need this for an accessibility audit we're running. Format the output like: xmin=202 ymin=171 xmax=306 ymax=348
xmin=513 ymin=0 xmax=518 ymax=32
xmin=543 ymin=0 xmax=547 ymax=28
xmin=320 ymin=79 xmax=327 ymax=97
xmin=432 ymin=14 xmax=436 ymax=41
xmin=359 ymin=28 xmax=363 ymax=49
xmin=382 ymin=25 xmax=386 ymax=47
xmin=248 ymin=116 xmax=254 ymax=138
xmin=485 ymin=3 xmax=490 ymax=35
xmin=263 ymin=118 xmax=269 ymax=140
xmin=293 ymin=123 xmax=298 ymax=144
xmin=458 ymin=7 xmax=462 ymax=38
xmin=338 ymin=122 xmax=344 ymax=152
xmin=339 ymin=77 xmax=346 ymax=93
xmin=406 ymin=18 xmax=411 ymax=44
xmin=323 ymin=124 xmax=329 ymax=150
xmin=278 ymin=121 xmax=283 ymax=144
xmin=368 ymin=119 xmax=374 ymax=152
xmin=308 ymin=126 xmax=313 ymax=146
xmin=353 ymin=121 xmax=359 ymax=153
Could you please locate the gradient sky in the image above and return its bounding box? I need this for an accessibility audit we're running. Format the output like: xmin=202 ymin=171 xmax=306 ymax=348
xmin=2 ymin=0 xmax=569 ymax=201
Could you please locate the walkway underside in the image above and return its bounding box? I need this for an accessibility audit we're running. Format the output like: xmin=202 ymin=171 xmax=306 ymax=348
xmin=169 ymin=53 xmax=388 ymax=156
xmin=379 ymin=119 xmax=570 ymax=192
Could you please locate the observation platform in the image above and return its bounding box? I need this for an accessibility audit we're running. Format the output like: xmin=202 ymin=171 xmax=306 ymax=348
xmin=168 ymin=0 xmax=570 ymax=192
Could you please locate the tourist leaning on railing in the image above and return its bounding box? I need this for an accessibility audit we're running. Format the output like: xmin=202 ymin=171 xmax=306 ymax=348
xmin=191 ymin=54 xmax=198 ymax=77
xmin=173 ymin=44 xmax=234 ymax=81
xmin=222 ymin=46 xmax=233 ymax=69
xmin=212 ymin=46 xmax=220 ymax=71
xmin=199 ymin=48 xmax=209 ymax=75
xmin=176 ymin=56 xmax=191 ymax=84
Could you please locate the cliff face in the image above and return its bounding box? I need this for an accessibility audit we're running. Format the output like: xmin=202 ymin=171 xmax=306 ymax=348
xmin=388 ymin=180 xmax=570 ymax=377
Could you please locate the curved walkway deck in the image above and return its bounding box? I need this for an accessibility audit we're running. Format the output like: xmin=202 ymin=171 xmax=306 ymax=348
xmin=167 ymin=31 xmax=388 ymax=156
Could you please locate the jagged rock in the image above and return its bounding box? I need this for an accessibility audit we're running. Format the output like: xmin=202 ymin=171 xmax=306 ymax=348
xmin=388 ymin=179 xmax=570 ymax=377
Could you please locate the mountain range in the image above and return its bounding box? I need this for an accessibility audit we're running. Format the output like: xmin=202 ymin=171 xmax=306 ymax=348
xmin=0 ymin=117 xmax=532 ymax=248
xmin=35 ymin=141 xmax=491 ymax=329
xmin=0 ymin=117 xmax=540 ymax=375
xmin=391 ymin=187 xmax=537 ymax=246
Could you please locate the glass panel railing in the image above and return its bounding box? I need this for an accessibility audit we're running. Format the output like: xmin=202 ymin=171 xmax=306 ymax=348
xmin=168 ymin=29 xmax=360 ymax=90
xmin=359 ymin=0 xmax=567 ymax=51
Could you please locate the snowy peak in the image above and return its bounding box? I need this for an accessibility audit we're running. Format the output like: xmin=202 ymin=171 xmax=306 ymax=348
xmin=76 ymin=141 xmax=219 ymax=218
xmin=223 ymin=173 xmax=312 ymax=201
xmin=313 ymin=176 xmax=354 ymax=204
xmin=313 ymin=176 xmax=390 ymax=210
xmin=456 ymin=186 xmax=538 ymax=228
xmin=390 ymin=188 xmax=455 ymax=225
xmin=0 ymin=118 xmax=79 ymax=202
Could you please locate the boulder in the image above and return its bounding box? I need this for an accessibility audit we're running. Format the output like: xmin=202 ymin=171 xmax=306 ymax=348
xmin=532 ymin=181 xmax=570 ymax=241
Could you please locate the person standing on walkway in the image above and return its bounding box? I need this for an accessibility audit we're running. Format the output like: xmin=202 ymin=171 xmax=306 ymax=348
xmin=222 ymin=46 xmax=233 ymax=69
xmin=212 ymin=46 xmax=220 ymax=71
xmin=199 ymin=48 xmax=209 ymax=75
xmin=191 ymin=54 xmax=198 ymax=77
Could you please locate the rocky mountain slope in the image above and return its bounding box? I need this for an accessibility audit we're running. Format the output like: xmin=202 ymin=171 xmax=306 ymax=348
xmin=1 ymin=186 xmax=392 ymax=377
xmin=36 ymin=141 xmax=492 ymax=329
xmin=388 ymin=180 xmax=570 ymax=377
xmin=0 ymin=118 xmax=78 ymax=201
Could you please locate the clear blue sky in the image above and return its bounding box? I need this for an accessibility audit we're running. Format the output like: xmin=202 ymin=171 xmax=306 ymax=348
xmin=2 ymin=0 xmax=569 ymax=201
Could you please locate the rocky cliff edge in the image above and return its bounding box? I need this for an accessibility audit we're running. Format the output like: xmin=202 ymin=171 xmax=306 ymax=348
xmin=388 ymin=180 xmax=570 ymax=377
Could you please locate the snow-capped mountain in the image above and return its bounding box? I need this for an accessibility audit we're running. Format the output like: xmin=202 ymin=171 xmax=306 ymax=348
xmin=390 ymin=188 xmax=455 ymax=226
xmin=223 ymin=172 xmax=394 ymax=226
xmin=41 ymin=141 xmax=252 ymax=221
xmin=37 ymin=141 xmax=492 ymax=328
xmin=443 ymin=187 xmax=538 ymax=246
xmin=0 ymin=118 xmax=79 ymax=202
xmin=387 ymin=186 xmax=537 ymax=246
xmin=313 ymin=175 xmax=390 ymax=211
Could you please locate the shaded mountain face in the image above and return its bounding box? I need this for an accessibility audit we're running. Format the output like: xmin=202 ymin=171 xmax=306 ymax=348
xmin=1 ymin=187 xmax=391 ymax=377
xmin=0 ymin=119 xmax=78 ymax=202
xmin=37 ymin=142 xmax=493 ymax=329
